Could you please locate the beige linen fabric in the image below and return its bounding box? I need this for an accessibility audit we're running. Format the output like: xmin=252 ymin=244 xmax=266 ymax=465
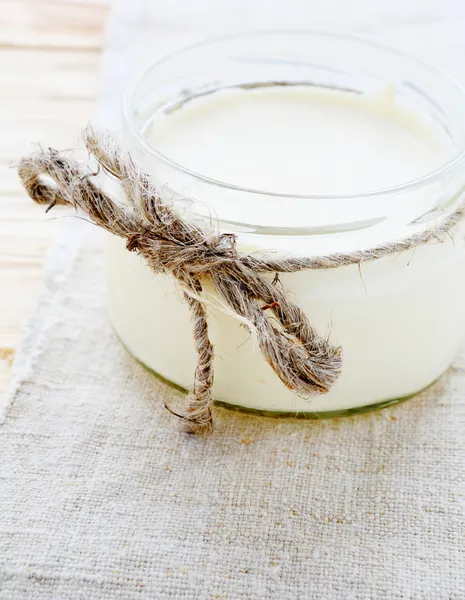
xmin=1 ymin=1 xmax=465 ymax=598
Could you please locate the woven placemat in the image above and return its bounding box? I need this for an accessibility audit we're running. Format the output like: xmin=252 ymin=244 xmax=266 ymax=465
xmin=1 ymin=1 xmax=465 ymax=598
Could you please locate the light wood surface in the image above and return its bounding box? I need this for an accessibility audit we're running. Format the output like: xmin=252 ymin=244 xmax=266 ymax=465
xmin=0 ymin=0 xmax=110 ymax=396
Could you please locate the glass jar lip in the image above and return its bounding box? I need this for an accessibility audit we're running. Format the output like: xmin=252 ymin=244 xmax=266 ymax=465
xmin=122 ymin=29 xmax=465 ymax=201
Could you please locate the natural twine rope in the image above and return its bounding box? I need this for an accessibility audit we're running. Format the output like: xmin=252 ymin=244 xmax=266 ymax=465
xmin=17 ymin=126 xmax=465 ymax=434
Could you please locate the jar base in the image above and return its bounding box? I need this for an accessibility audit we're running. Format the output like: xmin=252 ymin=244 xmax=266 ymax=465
xmin=127 ymin=340 xmax=439 ymax=420
xmin=215 ymin=394 xmax=416 ymax=419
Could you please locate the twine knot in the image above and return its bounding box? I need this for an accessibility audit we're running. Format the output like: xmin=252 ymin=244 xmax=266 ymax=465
xmin=18 ymin=126 xmax=465 ymax=434
xmin=125 ymin=230 xmax=238 ymax=277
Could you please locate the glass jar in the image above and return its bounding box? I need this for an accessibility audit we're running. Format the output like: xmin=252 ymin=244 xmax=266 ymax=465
xmin=106 ymin=32 xmax=465 ymax=416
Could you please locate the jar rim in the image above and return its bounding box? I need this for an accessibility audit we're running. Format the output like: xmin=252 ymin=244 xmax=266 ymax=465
xmin=122 ymin=30 xmax=465 ymax=201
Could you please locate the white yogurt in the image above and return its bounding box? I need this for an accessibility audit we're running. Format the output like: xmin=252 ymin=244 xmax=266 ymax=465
xmin=107 ymin=86 xmax=465 ymax=413
xmin=148 ymin=86 xmax=450 ymax=196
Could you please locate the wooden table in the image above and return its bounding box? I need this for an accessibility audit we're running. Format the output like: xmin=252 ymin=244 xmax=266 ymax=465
xmin=0 ymin=0 xmax=110 ymax=398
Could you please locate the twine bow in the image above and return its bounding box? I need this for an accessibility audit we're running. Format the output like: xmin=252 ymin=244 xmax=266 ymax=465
xmin=17 ymin=127 xmax=465 ymax=433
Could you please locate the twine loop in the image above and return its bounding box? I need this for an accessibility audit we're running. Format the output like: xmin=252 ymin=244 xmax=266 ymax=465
xmin=17 ymin=126 xmax=465 ymax=434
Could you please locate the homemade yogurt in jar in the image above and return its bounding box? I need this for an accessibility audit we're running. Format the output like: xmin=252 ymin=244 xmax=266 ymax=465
xmin=106 ymin=32 xmax=465 ymax=415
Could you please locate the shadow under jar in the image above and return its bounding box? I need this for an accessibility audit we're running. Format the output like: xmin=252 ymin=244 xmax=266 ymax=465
xmin=106 ymin=32 xmax=465 ymax=417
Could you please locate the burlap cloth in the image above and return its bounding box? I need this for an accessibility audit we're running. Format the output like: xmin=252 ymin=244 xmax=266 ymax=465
xmin=1 ymin=1 xmax=465 ymax=598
